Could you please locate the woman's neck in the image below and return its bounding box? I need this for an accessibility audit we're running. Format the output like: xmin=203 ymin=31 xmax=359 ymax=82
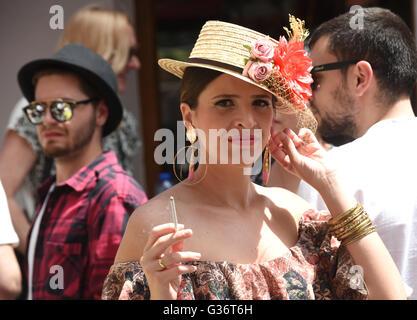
xmin=189 ymin=164 xmax=257 ymax=212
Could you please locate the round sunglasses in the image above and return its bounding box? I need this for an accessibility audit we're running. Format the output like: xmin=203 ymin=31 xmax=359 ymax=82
xmin=23 ymin=98 xmax=98 ymax=125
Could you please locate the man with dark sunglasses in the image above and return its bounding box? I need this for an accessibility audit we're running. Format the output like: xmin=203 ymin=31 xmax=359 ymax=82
xmin=298 ymin=7 xmax=417 ymax=298
xmin=23 ymin=98 xmax=98 ymax=125
xmin=17 ymin=43 xmax=147 ymax=299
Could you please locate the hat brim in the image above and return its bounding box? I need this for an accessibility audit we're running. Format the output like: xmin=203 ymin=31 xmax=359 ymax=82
xmin=18 ymin=59 xmax=123 ymax=137
xmin=158 ymin=58 xmax=277 ymax=98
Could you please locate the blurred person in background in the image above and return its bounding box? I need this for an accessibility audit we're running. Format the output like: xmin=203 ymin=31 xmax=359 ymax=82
xmin=0 ymin=179 xmax=21 ymax=299
xmin=0 ymin=5 xmax=142 ymax=256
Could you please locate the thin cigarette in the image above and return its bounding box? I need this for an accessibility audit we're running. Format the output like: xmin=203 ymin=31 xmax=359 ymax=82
xmin=169 ymin=196 xmax=178 ymax=229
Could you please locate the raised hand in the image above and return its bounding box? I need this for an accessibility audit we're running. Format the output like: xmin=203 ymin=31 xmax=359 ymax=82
xmin=139 ymin=223 xmax=201 ymax=300
xmin=269 ymin=127 xmax=339 ymax=193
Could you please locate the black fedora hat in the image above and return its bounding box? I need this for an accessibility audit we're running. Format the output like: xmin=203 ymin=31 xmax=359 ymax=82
xmin=17 ymin=43 xmax=123 ymax=137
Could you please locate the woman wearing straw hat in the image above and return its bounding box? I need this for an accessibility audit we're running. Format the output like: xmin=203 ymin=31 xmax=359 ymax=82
xmin=102 ymin=17 xmax=406 ymax=300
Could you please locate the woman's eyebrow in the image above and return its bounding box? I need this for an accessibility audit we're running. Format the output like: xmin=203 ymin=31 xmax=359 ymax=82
xmin=211 ymin=94 xmax=239 ymax=100
xmin=251 ymin=94 xmax=271 ymax=99
xmin=211 ymin=94 xmax=271 ymax=99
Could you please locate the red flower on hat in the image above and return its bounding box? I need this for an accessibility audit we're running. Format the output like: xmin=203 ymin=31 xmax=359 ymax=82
xmin=273 ymin=37 xmax=313 ymax=108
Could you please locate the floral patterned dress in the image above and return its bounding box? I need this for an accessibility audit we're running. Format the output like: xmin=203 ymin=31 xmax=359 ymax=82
xmin=101 ymin=210 xmax=368 ymax=300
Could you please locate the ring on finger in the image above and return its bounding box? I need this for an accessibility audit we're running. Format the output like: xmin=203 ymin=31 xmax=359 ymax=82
xmin=158 ymin=258 xmax=166 ymax=270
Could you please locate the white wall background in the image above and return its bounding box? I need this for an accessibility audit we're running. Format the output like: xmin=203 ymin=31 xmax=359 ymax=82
xmin=0 ymin=0 xmax=147 ymax=190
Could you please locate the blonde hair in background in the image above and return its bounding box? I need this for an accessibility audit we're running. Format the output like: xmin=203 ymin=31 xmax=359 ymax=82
xmin=56 ymin=5 xmax=131 ymax=74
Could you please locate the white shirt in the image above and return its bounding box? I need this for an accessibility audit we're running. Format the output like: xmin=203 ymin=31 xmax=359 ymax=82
xmin=27 ymin=183 xmax=55 ymax=300
xmin=298 ymin=118 xmax=417 ymax=299
xmin=0 ymin=180 xmax=19 ymax=246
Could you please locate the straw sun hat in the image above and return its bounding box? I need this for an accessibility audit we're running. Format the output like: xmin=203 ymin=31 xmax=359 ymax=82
xmin=158 ymin=15 xmax=317 ymax=131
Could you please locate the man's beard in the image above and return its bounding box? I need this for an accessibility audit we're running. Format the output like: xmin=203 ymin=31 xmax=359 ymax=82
xmin=318 ymin=115 xmax=356 ymax=146
xmin=42 ymin=114 xmax=97 ymax=158
xmin=311 ymin=86 xmax=357 ymax=146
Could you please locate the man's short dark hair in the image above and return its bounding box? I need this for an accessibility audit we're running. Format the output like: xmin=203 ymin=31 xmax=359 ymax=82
xmin=32 ymin=67 xmax=99 ymax=105
xmin=307 ymin=7 xmax=417 ymax=105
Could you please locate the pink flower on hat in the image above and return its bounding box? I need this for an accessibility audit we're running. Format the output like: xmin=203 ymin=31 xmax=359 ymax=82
xmin=242 ymin=60 xmax=254 ymax=77
xmin=250 ymin=38 xmax=275 ymax=62
xmin=241 ymin=15 xmax=313 ymax=110
xmin=247 ymin=61 xmax=274 ymax=82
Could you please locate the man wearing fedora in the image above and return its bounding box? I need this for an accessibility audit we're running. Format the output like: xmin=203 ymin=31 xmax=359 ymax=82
xmin=17 ymin=43 xmax=148 ymax=299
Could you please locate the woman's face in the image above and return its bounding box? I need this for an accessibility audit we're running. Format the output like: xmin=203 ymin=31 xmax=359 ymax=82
xmin=117 ymin=24 xmax=141 ymax=93
xmin=182 ymin=73 xmax=274 ymax=168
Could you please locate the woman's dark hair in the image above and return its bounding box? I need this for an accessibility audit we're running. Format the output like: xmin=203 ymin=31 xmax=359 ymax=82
xmin=307 ymin=7 xmax=417 ymax=105
xmin=180 ymin=67 xmax=223 ymax=109
xmin=181 ymin=67 xmax=276 ymax=109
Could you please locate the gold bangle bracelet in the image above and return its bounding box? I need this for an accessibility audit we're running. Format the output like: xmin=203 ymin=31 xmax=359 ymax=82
xmin=329 ymin=202 xmax=362 ymax=226
xmin=329 ymin=207 xmax=364 ymax=233
xmin=336 ymin=214 xmax=370 ymax=238
xmin=342 ymin=225 xmax=377 ymax=247
xmin=331 ymin=212 xmax=369 ymax=239
xmin=337 ymin=218 xmax=372 ymax=241
xmin=342 ymin=228 xmax=376 ymax=247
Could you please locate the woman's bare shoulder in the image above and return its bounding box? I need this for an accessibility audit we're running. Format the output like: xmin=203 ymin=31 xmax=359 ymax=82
xmin=130 ymin=194 xmax=173 ymax=228
xmin=114 ymin=185 xmax=185 ymax=264
xmin=254 ymin=183 xmax=313 ymax=224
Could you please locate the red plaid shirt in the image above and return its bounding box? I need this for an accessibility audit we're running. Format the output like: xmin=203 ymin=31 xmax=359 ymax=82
xmin=26 ymin=151 xmax=147 ymax=299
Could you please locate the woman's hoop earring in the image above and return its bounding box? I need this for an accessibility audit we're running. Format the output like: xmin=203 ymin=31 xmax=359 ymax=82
xmin=173 ymin=125 xmax=207 ymax=185
xmin=172 ymin=146 xmax=207 ymax=185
